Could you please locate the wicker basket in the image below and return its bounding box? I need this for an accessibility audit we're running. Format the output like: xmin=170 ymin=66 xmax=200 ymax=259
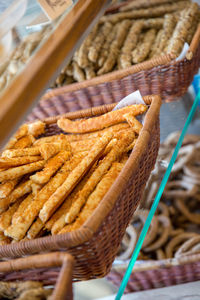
xmin=0 ymin=252 xmax=74 ymax=300
xmin=39 ymin=20 xmax=200 ymax=103
xmin=107 ymin=254 xmax=200 ymax=293
xmin=0 ymin=95 xmax=161 ymax=281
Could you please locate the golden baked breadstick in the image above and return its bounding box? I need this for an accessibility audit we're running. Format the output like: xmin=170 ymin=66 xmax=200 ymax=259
xmin=101 ymin=1 xmax=188 ymax=23
xmin=0 ymin=179 xmax=19 ymax=198
xmin=13 ymin=135 xmax=35 ymax=149
xmin=0 ymin=231 xmax=10 ymax=245
xmin=85 ymin=65 xmax=96 ymax=80
xmin=166 ymin=3 xmax=199 ymax=56
xmin=61 ymin=123 xmax=130 ymax=142
xmin=97 ymin=20 xmax=131 ymax=75
xmin=0 ymin=156 xmax=41 ymax=168
xmin=15 ymin=121 xmax=45 ymax=140
xmin=11 ymin=194 xmax=33 ymax=225
xmin=77 ymin=24 xmax=99 ymax=68
xmin=0 ymin=160 xmax=45 ymax=182
xmin=5 ymin=154 xmax=85 ymax=240
xmin=27 ymin=218 xmax=44 ymax=239
xmin=88 ymin=22 xmax=113 ymax=63
xmin=34 ymin=134 xmax=69 ymax=146
xmin=2 ymin=148 xmax=40 ymax=158
xmin=39 ymin=141 xmax=71 ymax=160
xmin=132 ymin=29 xmax=156 ymax=63
xmin=31 ymin=183 xmax=43 ymax=197
xmin=118 ymin=21 xmax=143 ymax=69
xmin=39 ymin=133 xmax=113 ymax=223
xmin=4 ymin=138 xmax=18 ymax=150
xmin=65 ymin=131 xmax=134 ymax=224
xmin=124 ymin=112 xmax=143 ymax=134
xmin=0 ymin=199 xmax=22 ymax=232
xmin=142 ymin=18 xmax=164 ymax=29
xmin=60 ymin=162 xmax=124 ymax=234
xmin=149 ymin=29 xmax=163 ymax=58
xmin=30 ymin=151 xmax=71 ymax=184
xmin=58 ymin=104 xmax=147 ymax=133
xmin=0 ymin=180 xmax=32 ymax=213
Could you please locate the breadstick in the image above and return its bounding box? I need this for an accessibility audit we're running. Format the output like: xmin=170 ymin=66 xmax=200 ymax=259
xmin=0 ymin=180 xmax=32 ymax=213
xmin=51 ymin=163 xmax=97 ymax=234
xmin=39 ymin=141 xmax=71 ymax=160
xmin=34 ymin=134 xmax=69 ymax=146
xmin=60 ymin=123 xmax=130 ymax=142
xmin=31 ymin=183 xmax=43 ymax=197
xmin=2 ymin=148 xmax=40 ymax=158
xmin=65 ymin=131 xmax=134 ymax=224
xmin=4 ymin=154 xmax=87 ymax=240
xmin=0 ymin=281 xmax=43 ymax=299
xmin=27 ymin=218 xmax=44 ymax=239
xmin=0 ymin=156 xmax=41 ymax=168
xmin=132 ymin=29 xmax=156 ymax=63
xmin=0 ymin=199 xmax=22 ymax=232
xmin=149 ymin=29 xmax=164 ymax=58
xmin=123 ymin=112 xmax=143 ymax=134
xmin=15 ymin=121 xmax=45 ymax=140
xmin=120 ymin=0 xmax=187 ymax=11
xmin=77 ymin=24 xmax=99 ymax=68
xmin=11 ymin=194 xmax=33 ymax=225
xmin=4 ymin=138 xmax=18 ymax=150
xmin=166 ymin=3 xmax=199 ymax=56
xmin=97 ymin=20 xmax=132 ymax=75
xmin=72 ymin=61 xmax=85 ymax=82
xmin=101 ymin=1 xmax=188 ymax=23
xmin=118 ymin=21 xmax=143 ymax=69
xmin=58 ymin=104 xmax=147 ymax=133
xmin=88 ymin=22 xmax=113 ymax=63
xmin=0 ymin=179 xmax=19 ymax=198
xmin=0 ymin=231 xmax=10 ymax=245
xmin=85 ymin=65 xmax=96 ymax=80
xmin=142 ymin=18 xmax=164 ymax=29
xmin=0 ymin=160 xmax=45 ymax=182
xmin=30 ymin=151 xmax=71 ymax=184
xmin=13 ymin=135 xmax=35 ymax=149
xmin=39 ymin=132 xmax=113 ymax=223
xmin=60 ymin=162 xmax=124 ymax=234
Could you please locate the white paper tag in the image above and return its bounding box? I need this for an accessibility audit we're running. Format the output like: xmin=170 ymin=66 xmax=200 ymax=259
xmin=113 ymin=90 xmax=145 ymax=111
xmin=176 ymin=42 xmax=189 ymax=61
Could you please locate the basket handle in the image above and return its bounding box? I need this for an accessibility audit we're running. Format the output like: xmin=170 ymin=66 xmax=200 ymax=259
xmin=186 ymin=24 xmax=200 ymax=60
xmin=0 ymin=252 xmax=74 ymax=300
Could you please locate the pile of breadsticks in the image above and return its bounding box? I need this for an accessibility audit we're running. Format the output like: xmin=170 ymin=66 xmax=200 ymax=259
xmin=53 ymin=0 xmax=199 ymax=87
xmin=0 ymin=104 xmax=147 ymax=244
xmin=117 ymin=133 xmax=200 ymax=261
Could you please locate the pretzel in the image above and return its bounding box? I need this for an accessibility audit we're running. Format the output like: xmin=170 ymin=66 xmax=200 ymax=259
xmin=123 ymin=112 xmax=143 ymax=134
xmin=39 ymin=133 xmax=113 ymax=223
xmin=156 ymin=249 xmax=166 ymax=260
xmin=0 ymin=179 xmax=19 ymax=198
xmin=65 ymin=131 xmax=134 ymax=224
xmin=175 ymin=198 xmax=200 ymax=225
xmin=117 ymin=226 xmax=137 ymax=260
xmin=57 ymin=104 xmax=147 ymax=133
xmin=0 ymin=180 xmax=32 ymax=213
xmin=4 ymin=155 xmax=84 ymax=240
xmin=164 ymin=181 xmax=198 ymax=198
xmin=0 ymin=160 xmax=45 ymax=182
xmin=144 ymin=215 xmax=171 ymax=252
xmin=0 ymin=156 xmax=41 ymax=168
xmin=59 ymin=162 xmax=124 ymax=234
xmin=120 ymin=0 xmax=187 ymax=11
xmin=165 ymin=232 xmax=197 ymax=258
xmin=30 ymin=151 xmax=71 ymax=184
xmin=175 ymin=236 xmax=200 ymax=257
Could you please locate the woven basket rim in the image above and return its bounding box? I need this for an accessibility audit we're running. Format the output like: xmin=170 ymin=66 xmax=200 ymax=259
xmin=41 ymin=20 xmax=200 ymax=101
xmin=113 ymin=253 xmax=200 ymax=273
xmin=0 ymin=94 xmax=161 ymax=257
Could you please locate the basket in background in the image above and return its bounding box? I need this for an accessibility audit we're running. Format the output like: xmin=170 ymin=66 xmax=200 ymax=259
xmin=0 ymin=252 xmax=74 ymax=300
xmin=0 ymin=95 xmax=161 ymax=281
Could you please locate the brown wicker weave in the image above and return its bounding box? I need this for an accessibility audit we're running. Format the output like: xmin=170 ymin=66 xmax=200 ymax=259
xmin=0 ymin=95 xmax=161 ymax=281
xmin=107 ymin=254 xmax=200 ymax=293
xmin=39 ymin=24 xmax=200 ymax=103
xmin=0 ymin=252 xmax=74 ymax=300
